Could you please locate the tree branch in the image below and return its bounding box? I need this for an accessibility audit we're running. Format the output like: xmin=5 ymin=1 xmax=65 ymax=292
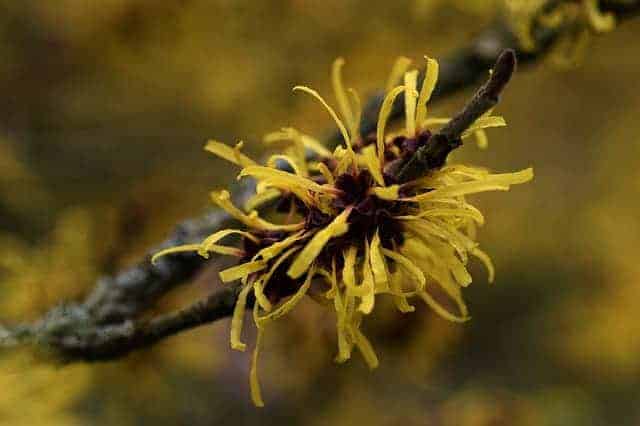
xmin=59 ymin=284 xmax=243 ymax=361
xmin=1 ymin=283 xmax=244 ymax=361
xmin=2 ymin=0 xmax=639 ymax=362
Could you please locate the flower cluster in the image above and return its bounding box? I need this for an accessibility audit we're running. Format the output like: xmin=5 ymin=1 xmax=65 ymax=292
xmin=154 ymin=55 xmax=533 ymax=406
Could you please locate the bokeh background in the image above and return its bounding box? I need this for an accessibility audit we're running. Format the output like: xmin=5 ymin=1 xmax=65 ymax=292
xmin=1 ymin=1 xmax=639 ymax=425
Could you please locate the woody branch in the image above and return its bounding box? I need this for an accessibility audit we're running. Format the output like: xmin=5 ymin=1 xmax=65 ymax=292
xmin=1 ymin=0 xmax=639 ymax=362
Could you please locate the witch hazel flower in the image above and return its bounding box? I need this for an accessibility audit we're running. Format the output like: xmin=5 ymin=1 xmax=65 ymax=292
xmin=153 ymin=51 xmax=533 ymax=406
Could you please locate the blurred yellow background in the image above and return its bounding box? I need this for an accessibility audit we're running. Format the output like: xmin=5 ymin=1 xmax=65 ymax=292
xmin=1 ymin=0 xmax=639 ymax=424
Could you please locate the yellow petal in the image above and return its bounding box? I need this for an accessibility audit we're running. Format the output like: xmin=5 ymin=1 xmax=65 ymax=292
xmin=431 ymin=218 xmax=478 ymax=263
xmin=342 ymin=245 xmax=358 ymax=290
xmin=265 ymin=129 xmax=308 ymax=176
xmin=415 ymin=56 xmax=439 ymax=127
xmin=266 ymin=245 xmax=302 ymax=277
xmin=264 ymin=127 xmax=333 ymax=159
xmin=333 ymin=286 xmax=352 ymax=363
xmin=369 ymin=231 xmax=389 ymax=292
xmin=255 ymin=245 xmax=302 ymax=312
xmin=266 ymin=154 xmax=304 ymax=176
xmin=401 ymin=237 xmax=468 ymax=316
xmin=239 ymin=166 xmax=335 ymax=206
xmin=353 ymin=328 xmax=379 ymax=369
xmin=584 ymin=0 xmax=616 ymax=32
xmin=332 ymin=58 xmax=358 ymax=141
xmin=219 ymin=260 xmax=267 ymax=283
xmin=429 ymin=164 xmax=490 ymax=183
xmin=204 ymin=140 xmax=257 ymax=168
xmin=471 ymin=247 xmax=495 ymax=283
xmin=376 ymin=85 xmax=406 ymax=164
xmin=475 ymin=129 xmax=489 ymax=149
xmin=299 ymin=133 xmax=333 ymax=158
xmin=252 ymin=276 xmax=272 ymax=312
xmin=449 ymin=257 xmax=473 ymax=287
xmin=347 ymin=88 xmax=362 ymax=142
xmin=386 ymin=56 xmax=412 ymax=92
xmin=318 ymin=258 xmax=338 ymax=299
xmin=381 ymin=248 xmax=426 ymax=293
xmin=244 ymin=188 xmax=281 ymax=212
xmin=151 ymin=244 xmax=202 ymax=264
xmin=397 ymin=206 xmax=484 ymax=225
xmin=254 ymin=230 xmax=306 ymax=262
xmin=230 ymin=282 xmax=253 ymax=351
xmin=287 ymin=209 xmax=351 ymax=279
xmin=199 ymin=229 xmax=259 ymax=258
xmin=420 ymin=116 xmax=450 ymax=129
xmin=404 ymin=168 xmax=533 ymax=202
xmin=333 ymin=145 xmax=357 ymax=176
xmin=257 ymin=265 xmax=315 ymax=325
xmin=359 ymin=240 xmax=375 ymax=314
xmin=316 ymin=162 xmax=335 ymax=185
xmin=389 ymin=270 xmax=415 ymax=313
xmin=360 ymin=144 xmax=385 ymax=186
xmin=418 ymin=290 xmax=470 ymax=323
xmin=404 ymin=70 xmax=419 ymax=136
xmin=293 ymin=85 xmax=353 ymax=152
xmin=211 ymin=189 xmax=304 ymax=231
xmin=403 ymin=218 xmax=473 ymax=266
xmin=250 ymin=304 xmax=265 ymax=407
xmin=371 ymin=185 xmax=400 ymax=200
xmin=239 ymin=166 xmax=324 ymax=191
xmin=461 ymin=116 xmax=507 ymax=138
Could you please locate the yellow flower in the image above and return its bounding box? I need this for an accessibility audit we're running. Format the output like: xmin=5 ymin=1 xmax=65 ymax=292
xmin=154 ymin=55 xmax=533 ymax=406
xmin=506 ymin=0 xmax=617 ymax=65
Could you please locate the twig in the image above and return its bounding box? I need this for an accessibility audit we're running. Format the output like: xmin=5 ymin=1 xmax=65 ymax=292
xmin=396 ymin=50 xmax=516 ymax=182
xmin=83 ymin=207 xmax=240 ymax=324
xmin=0 ymin=283 xmax=243 ymax=361
xmin=2 ymin=0 xmax=639 ymax=362
xmin=51 ymin=284 xmax=243 ymax=361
